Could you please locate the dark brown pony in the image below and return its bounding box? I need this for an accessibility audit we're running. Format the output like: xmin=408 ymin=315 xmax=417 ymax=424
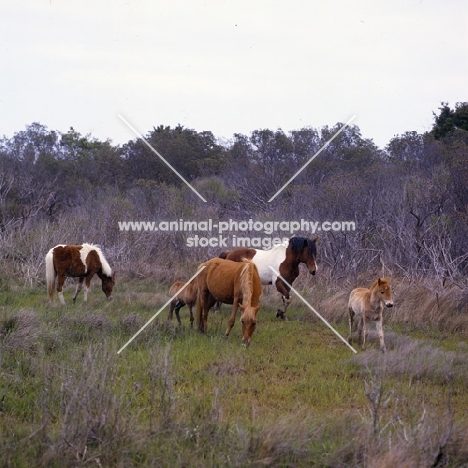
xmin=167 ymin=280 xmax=197 ymax=326
xmin=46 ymin=243 xmax=115 ymax=304
xmin=220 ymin=236 xmax=317 ymax=319
xmin=196 ymin=258 xmax=262 ymax=346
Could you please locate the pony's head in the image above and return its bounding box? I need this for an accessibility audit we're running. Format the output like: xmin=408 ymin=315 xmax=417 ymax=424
xmin=101 ymin=272 xmax=115 ymax=300
xmin=377 ymin=278 xmax=393 ymax=308
xmin=288 ymin=236 xmax=318 ymax=275
xmin=240 ymin=304 xmax=260 ymax=346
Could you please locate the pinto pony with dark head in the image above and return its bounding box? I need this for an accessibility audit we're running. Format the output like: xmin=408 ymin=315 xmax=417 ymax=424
xmin=220 ymin=236 xmax=317 ymax=320
xmin=46 ymin=243 xmax=115 ymax=305
xmin=196 ymin=258 xmax=262 ymax=346
xmin=348 ymin=277 xmax=394 ymax=353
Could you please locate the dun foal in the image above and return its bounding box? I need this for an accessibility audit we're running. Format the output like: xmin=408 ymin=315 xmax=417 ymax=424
xmin=348 ymin=278 xmax=393 ymax=353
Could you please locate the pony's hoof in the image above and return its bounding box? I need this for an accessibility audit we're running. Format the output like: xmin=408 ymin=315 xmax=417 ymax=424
xmin=276 ymin=310 xmax=286 ymax=319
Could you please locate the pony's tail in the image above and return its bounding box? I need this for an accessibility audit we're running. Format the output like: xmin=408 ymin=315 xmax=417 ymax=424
xmin=45 ymin=249 xmax=56 ymax=300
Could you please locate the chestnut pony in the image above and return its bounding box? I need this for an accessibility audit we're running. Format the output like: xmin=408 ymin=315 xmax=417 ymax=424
xmin=220 ymin=236 xmax=317 ymax=320
xmin=46 ymin=243 xmax=115 ymax=304
xmin=196 ymin=258 xmax=262 ymax=346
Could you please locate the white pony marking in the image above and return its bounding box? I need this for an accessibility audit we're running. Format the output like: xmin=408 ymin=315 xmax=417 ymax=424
xmin=80 ymin=243 xmax=113 ymax=277
xmin=250 ymin=239 xmax=289 ymax=285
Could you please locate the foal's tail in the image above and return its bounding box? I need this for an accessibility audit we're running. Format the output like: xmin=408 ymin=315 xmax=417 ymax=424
xmin=45 ymin=249 xmax=56 ymax=300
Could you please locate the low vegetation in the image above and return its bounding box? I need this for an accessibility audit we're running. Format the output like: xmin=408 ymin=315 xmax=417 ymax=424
xmin=1 ymin=103 xmax=467 ymax=465
xmin=1 ymin=275 xmax=467 ymax=467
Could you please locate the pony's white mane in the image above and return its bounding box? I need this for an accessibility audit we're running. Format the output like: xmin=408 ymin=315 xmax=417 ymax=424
xmin=81 ymin=243 xmax=113 ymax=277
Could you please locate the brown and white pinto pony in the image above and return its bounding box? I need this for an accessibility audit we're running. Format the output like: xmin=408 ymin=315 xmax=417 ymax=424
xmin=348 ymin=278 xmax=394 ymax=353
xmin=196 ymin=258 xmax=262 ymax=346
xmin=220 ymin=236 xmax=317 ymax=320
xmin=46 ymin=243 xmax=115 ymax=305
xmin=167 ymin=280 xmax=197 ymax=327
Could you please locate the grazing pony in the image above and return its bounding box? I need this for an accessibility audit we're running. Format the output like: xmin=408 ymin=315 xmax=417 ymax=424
xmin=348 ymin=278 xmax=394 ymax=353
xmin=167 ymin=280 xmax=197 ymax=327
xmin=220 ymin=236 xmax=317 ymax=320
xmin=196 ymin=258 xmax=262 ymax=346
xmin=46 ymin=243 xmax=115 ymax=305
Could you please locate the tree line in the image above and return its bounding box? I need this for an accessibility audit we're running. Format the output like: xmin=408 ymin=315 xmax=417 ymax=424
xmin=0 ymin=102 xmax=467 ymax=289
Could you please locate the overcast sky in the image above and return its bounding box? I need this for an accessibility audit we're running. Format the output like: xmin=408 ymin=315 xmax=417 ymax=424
xmin=1 ymin=1 xmax=466 ymax=149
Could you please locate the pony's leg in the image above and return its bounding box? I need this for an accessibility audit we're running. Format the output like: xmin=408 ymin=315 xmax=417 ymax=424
xmin=275 ymin=278 xmax=291 ymax=320
xmin=376 ymin=319 xmax=386 ymax=353
xmin=279 ymin=295 xmax=292 ymax=320
xmin=225 ymin=301 xmax=238 ymax=338
xmin=56 ymin=274 xmax=66 ymax=305
xmin=72 ymin=277 xmax=84 ymax=303
xmin=188 ymin=304 xmax=194 ymax=327
xmin=196 ymin=291 xmax=205 ymax=333
xmin=83 ymin=276 xmax=93 ymax=302
xmin=83 ymin=285 xmax=89 ymax=302
xmin=199 ymin=292 xmax=215 ymax=334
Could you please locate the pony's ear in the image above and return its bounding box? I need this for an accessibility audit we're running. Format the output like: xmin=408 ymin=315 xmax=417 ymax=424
xmin=378 ymin=278 xmax=381 ymax=285
xmin=312 ymin=237 xmax=318 ymax=243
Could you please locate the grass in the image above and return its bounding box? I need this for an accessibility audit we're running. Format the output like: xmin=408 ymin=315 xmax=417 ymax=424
xmin=1 ymin=278 xmax=468 ymax=467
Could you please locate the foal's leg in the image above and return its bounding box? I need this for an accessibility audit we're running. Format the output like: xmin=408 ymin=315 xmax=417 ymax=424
xmin=361 ymin=317 xmax=369 ymax=351
xmin=348 ymin=308 xmax=355 ymax=345
xmin=376 ymin=317 xmax=386 ymax=353
xmin=174 ymin=303 xmax=183 ymax=326
xmin=167 ymin=301 xmax=176 ymax=322
xmin=225 ymin=300 xmax=239 ymax=338
xmin=72 ymin=277 xmax=85 ymax=303
xmin=357 ymin=316 xmax=364 ymax=349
